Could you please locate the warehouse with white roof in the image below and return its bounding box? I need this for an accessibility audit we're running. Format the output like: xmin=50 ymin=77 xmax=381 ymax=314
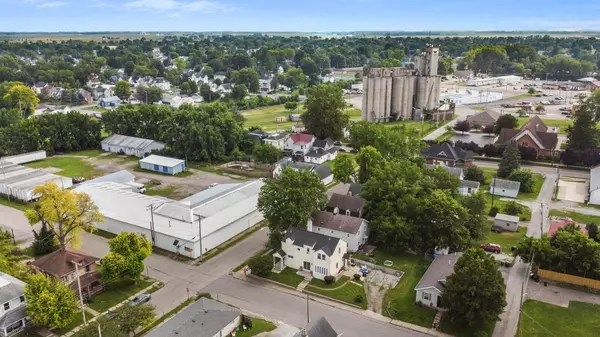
xmin=74 ymin=179 xmax=265 ymax=258
xmin=139 ymin=155 xmax=185 ymax=175
xmin=0 ymin=160 xmax=73 ymax=201
xmin=101 ymin=134 xmax=165 ymax=158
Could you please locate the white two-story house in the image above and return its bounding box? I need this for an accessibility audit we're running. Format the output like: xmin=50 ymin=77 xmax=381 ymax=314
xmin=309 ymin=210 xmax=369 ymax=252
xmin=304 ymin=138 xmax=338 ymax=164
xmin=273 ymin=227 xmax=347 ymax=280
xmin=263 ymin=133 xmax=288 ymax=150
xmin=0 ymin=273 xmax=27 ymax=337
xmin=284 ymin=133 xmax=315 ymax=156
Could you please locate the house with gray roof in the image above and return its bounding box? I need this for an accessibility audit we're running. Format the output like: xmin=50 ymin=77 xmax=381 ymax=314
xmin=293 ymin=316 xmax=340 ymax=337
xmin=273 ymin=227 xmax=347 ymax=280
xmin=101 ymin=134 xmax=166 ymax=158
xmin=308 ymin=210 xmax=369 ymax=252
xmin=421 ymin=143 xmax=474 ymax=168
xmin=326 ymin=193 xmax=365 ymax=218
xmin=414 ymin=253 xmax=462 ymax=308
xmin=273 ymin=159 xmax=333 ymax=185
xmin=489 ymin=178 xmax=521 ymax=198
xmin=466 ymin=109 xmax=500 ymax=128
xmin=0 ymin=273 xmax=28 ymax=337
xmin=145 ymin=297 xmax=241 ymax=337
xmin=459 ymin=180 xmax=480 ymax=196
xmin=98 ymin=96 xmax=121 ymax=108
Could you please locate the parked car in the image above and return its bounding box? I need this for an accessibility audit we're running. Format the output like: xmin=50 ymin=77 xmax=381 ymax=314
xmin=481 ymin=243 xmax=502 ymax=254
xmin=129 ymin=293 xmax=151 ymax=306
xmin=559 ymin=106 xmax=571 ymax=111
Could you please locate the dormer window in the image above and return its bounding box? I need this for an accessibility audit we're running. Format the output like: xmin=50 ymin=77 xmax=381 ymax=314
xmin=345 ymin=210 xmax=350 ymax=216
xmin=437 ymin=151 xmax=447 ymax=157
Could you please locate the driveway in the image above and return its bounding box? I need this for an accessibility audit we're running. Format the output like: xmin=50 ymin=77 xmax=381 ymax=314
xmin=557 ymin=179 xmax=587 ymax=203
xmin=527 ymin=281 xmax=600 ymax=308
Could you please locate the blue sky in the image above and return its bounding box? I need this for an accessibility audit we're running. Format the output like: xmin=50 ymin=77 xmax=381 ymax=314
xmin=1 ymin=0 xmax=600 ymax=32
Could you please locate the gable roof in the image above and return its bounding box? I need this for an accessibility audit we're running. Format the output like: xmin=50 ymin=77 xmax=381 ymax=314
xmin=101 ymin=134 xmax=165 ymax=151
xmin=327 ymin=193 xmax=365 ymax=213
xmin=30 ymin=249 xmax=100 ymax=277
xmin=415 ymin=253 xmax=462 ymax=292
xmin=312 ymin=210 xmax=365 ymax=234
xmin=549 ymin=219 xmax=588 ymax=237
xmin=497 ymin=116 xmax=558 ymax=150
xmin=422 ymin=143 xmax=473 ymax=162
xmin=314 ymin=163 xmax=332 ymax=180
xmin=495 ymin=213 xmax=520 ymax=222
xmin=285 ymin=227 xmax=340 ymax=256
xmin=81 ymin=170 xmax=135 ymax=186
xmin=305 ymin=148 xmax=330 ymax=158
xmin=466 ymin=110 xmax=500 ymax=124
xmin=490 ymin=178 xmax=521 ymax=191
xmin=293 ymin=316 xmax=339 ymax=337
xmin=290 ymin=133 xmax=314 ymax=145
xmin=313 ymin=138 xmax=334 ymax=149
xmin=461 ymin=179 xmax=480 ymax=189
xmin=145 ymin=297 xmax=241 ymax=337
xmin=0 ymin=273 xmax=25 ymax=304
xmin=139 ymin=155 xmax=185 ymax=167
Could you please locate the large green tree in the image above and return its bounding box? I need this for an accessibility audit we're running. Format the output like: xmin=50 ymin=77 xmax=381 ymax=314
xmin=252 ymin=143 xmax=280 ymax=164
xmin=494 ymin=114 xmax=518 ymax=134
xmin=356 ymin=146 xmax=384 ymax=184
xmin=331 ymin=155 xmax=356 ymax=184
xmin=460 ymin=192 xmax=489 ymax=242
xmin=443 ymin=248 xmax=507 ymax=329
xmin=75 ymin=317 xmax=126 ymax=337
xmin=464 ymin=165 xmax=485 ymax=184
xmin=567 ymin=96 xmax=599 ymax=150
xmin=507 ymin=169 xmax=535 ymax=193
xmin=114 ymin=304 xmax=155 ymax=337
xmin=258 ymin=168 xmax=327 ymax=248
xmin=466 ymin=46 xmax=509 ymax=75
xmin=114 ymin=80 xmax=132 ymax=100
xmin=25 ymin=273 xmax=79 ymax=329
xmin=302 ymin=84 xmax=349 ymax=140
xmin=498 ymin=140 xmax=521 ymax=178
xmin=101 ymin=232 xmax=152 ymax=284
xmin=231 ymin=67 xmax=259 ymax=93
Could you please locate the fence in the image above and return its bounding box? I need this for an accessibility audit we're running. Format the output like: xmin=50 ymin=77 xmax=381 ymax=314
xmin=538 ymin=269 xmax=600 ymax=290
xmin=218 ymin=161 xmax=274 ymax=178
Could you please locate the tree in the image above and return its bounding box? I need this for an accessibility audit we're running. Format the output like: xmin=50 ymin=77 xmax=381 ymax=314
xmin=231 ymin=84 xmax=248 ymax=100
xmin=466 ymin=46 xmax=508 ymax=75
xmin=302 ymin=84 xmax=349 ymax=140
xmin=438 ymin=57 xmax=454 ymax=76
xmin=248 ymin=254 xmax=273 ymax=277
xmin=332 ymin=155 xmax=356 ymax=184
xmin=464 ymin=165 xmax=485 ymax=184
xmin=101 ymin=232 xmax=152 ymax=284
xmin=453 ymin=120 xmax=471 ymax=134
xmin=494 ymin=114 xmax=518 ymax=134
xmin=124 ymin=61 xmax=135 ymax=76
xmin=1 ymin=82 xmax=39 ymax=118
xmin=114 ymin=80 xmax=131 ymax=100
xmin=587 ymin=223 xmax=599 ymax=242
xmin=284 ymin=101 xmax=298 ymax=111
xmin=25 ymin=182 xmax=103 ymax=248
xmin=507 ymin=169 xmax=535 ymax=193
xmin=114 ymin=304 xmax=155 ymax=336
xmin=503 ymin=201 xmax=523 ymax=216
xmin=31 ymin=223 xmax=59 ymax=256
xmin=567 ymin=97 xmax=599 ymax=150
xmin=356 ymin=146 xmax=384 ymax=184
xmin=482 ymin=124 xmax=494 ymax=135
xmin=0 ymin=108 xmax=21 ymax=128
xmin=252 ymin=143 xmax=280 ymax=164
xmin=75 ymin=317 xmax=125 ymax=337
xmin=527 ymin=87 xmax=537 ymax=95
xmin=199 ymin=83 xmax=214 ymax=102
xmin=180 ymin=82 xmax=192 ymax=95
xmin=258 ymin=168 xmax=327 ymax=249
xmin=188 ymin=80 xmax=198 ymax=94
xmin=443 ymin=248 xmax=506 ymax=328
xmin=498 ymin=141 xmax=521 ymax=178
xmin=230 ymin=67 xmax=259 ymax=93
xmin=535 ymin=104 xmax=546 ymax=113
xmin=461 ymin=192 xmax=488 ymax=242
xmin=0 ymin=229 xmax=25 ymax=276
xmin=281 ymin=67 xmax=308 ymax=89
xmin=25 ymin=273 xmax=79 ymax=329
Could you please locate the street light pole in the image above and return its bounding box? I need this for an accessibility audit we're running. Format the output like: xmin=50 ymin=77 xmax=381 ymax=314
xmin=72 ymin=261 xmax=87 ymax=326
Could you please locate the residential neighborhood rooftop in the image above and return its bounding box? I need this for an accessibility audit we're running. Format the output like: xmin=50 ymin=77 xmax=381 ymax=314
xmin=285 ymin=227 xmax=340 ymax=256
xmin=495 ymin=213 xmax=520 ymax=222
xmin=327 ymin=193 xmax=365 ymax=214
xmin=415 ymin=253 xmax=462 ymax=292
xmin=491 ymin=178 xmax=521 ymax=191
xmin=139 ymin=155 xmax=185 ymax=167
xmin=289 ymin=133 xmax=314 ymax=145
xmin=312 ymin=210 xmax=364 ymax=234
xmin=101 ymin=134 xmax=165 ymax=151
xmin=30 ymin=249 xmax=99 ymax=278
xmin=293 ymin=316 xmax=339 ymax=337
xmin=0 ymin=272 xmax=25 ymax=305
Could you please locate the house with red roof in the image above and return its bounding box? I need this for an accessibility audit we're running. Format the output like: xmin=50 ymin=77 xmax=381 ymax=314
xmin=497 ymin=116 xmax=558 ymax=156
xmin=548 ymin=219 xmax=588 ymax=237
xmin=284 ymin=133 xmax=315 ymax=156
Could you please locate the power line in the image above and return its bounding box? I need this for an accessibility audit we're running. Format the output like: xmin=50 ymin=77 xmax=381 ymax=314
xmin=520 ymin=310 xmax=558 ymax=337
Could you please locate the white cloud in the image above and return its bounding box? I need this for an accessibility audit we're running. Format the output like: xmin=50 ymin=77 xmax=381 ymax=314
xmin=37 ymin=1 xmax=68 ymax=8
xmin=124 ymin=0 xmax=233 ymax=13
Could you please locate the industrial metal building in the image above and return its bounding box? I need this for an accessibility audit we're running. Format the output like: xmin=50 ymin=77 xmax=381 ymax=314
xmin=362 ymin=45 xmax=442 ymax=122
xmin=74 ymin=180 xmax=265 ymax=259
xmin=139 ymin=155 xmax=185 ymax=175
xmin=101 ymin=134 xmax=166 ymax=158
xmin=0 ymin=160 xmax=73 ymax=201
xmin=466 ymin=75 xmax=522 ymax=87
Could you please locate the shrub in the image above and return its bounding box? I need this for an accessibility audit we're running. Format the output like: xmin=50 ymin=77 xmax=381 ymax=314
xmin=465 ymin=165 xmax=485 ymax=184
xmin=504 ymin=201 xmax=523 ymax=216
xmin=488 ymin=206 xmax=499 ymax=217
xmin=507 ymin=169 xmax=535 ymax=193
xmin=248 ymin=255 xmax=273 ymax=277
xmin=354 ymin=294 xmax=364 ymax=304
xmin=324 ymin=276 xmax=335 ymax=285
xmin=353 ymin=274 xmax=361 ymax=281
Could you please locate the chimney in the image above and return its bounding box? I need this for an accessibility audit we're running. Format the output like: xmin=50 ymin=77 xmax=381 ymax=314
xmin=307 ymin=219 xmax=313 ymax=232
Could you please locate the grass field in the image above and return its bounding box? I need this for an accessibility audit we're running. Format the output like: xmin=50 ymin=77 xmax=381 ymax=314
xmin=306 ymin=276 xmax=368 ymax=309
xmin=0 ymin=197 xmax=30 ymax=211
xmin=146 ymin=185 xmax=190 ymax=200
xmin=55 ymin=310 xmax=94 ymax=335
xmin=549 ymin=210 xmax=600 ymax=224
xmin=436 ymin=130 xmax=456 ymax=143
xmin=24 ymin=157 xmax=104 ymax=178
xmin=520 ymin=300 xmax=600 ymax=337
xmin=88 ymin=279 xmax=153 ymax=313
xmin=476 ymin=225 xmax=527 ymax=251
xmin=236 ymin=317 xmax=277 ymax=337
xmin=355 ymin=251 xmax=436 ymax=327
xmin=241 ymin=104 xmax=362 ymax=131
xmin=65 ymin=149 xmax=104 ymax=157
xmin=265 ymin=268 xmax=305 ymax=288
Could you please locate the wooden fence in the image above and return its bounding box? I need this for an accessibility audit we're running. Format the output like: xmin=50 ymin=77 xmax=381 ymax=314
xmin=538 ymin=269 xmax=600 ymax=290
xmin=218 ymin=161 xmax=273 ymax=178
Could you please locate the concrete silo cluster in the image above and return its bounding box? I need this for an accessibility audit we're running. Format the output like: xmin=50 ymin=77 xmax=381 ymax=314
xmin=362 ymin=45 xmax=442 ymax=122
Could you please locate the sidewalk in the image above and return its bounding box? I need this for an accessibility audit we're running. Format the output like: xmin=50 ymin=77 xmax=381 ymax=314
xmin=527 ymin=281 xmax=600 ymax=308
xmin=231 ymin=271 xmax=452 ymax=337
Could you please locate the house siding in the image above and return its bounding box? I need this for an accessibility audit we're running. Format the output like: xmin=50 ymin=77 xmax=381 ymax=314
xmin=101 ymin=141 xmax=165 ymax=158
xmin=489 ymin=185 xmax=519 ymax=198
xmin=415 ymin=288 xmax=442 ymax=308
xmin=280 ymin=238 xmax=347 ymax=280
xmin=458 ymin=185 xmax=479 ymax=196
xmin=494 ymin=219 xmax=519 ymax=232
xmin=312 ymin=221 xmax=369 ymax=252
xmin=139 ymin=162 xmax=185 ymax=175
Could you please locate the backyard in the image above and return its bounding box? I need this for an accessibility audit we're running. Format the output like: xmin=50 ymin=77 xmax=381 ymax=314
xmin=519 ymin=300 xmax=600 ymax=337
xmin=24 ymin=156 xmax=105 ymax=179
xmin=355 ymin=251 xmax=436 ymax=327
xmin=480 ymin=167 xmax=539 ymax=221
xmin=87 ymin=279 xmax=154 ymax=313
xmin=476 ymin=225 xmax=527 ymax=251
xmin=265 ymin=268 xmax=305 ymax=288
xmin=305 ymin=276 xmax=368 ymax=309
xmin=240 ymin=104 xmax=362 ymax=131
xmin=236 ymin=317 xmax=277 ymax=337
xmin=549 ymin=210 xmax=600 ymax=224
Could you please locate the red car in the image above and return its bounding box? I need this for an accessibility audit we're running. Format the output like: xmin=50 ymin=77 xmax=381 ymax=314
xmin=481 ymin=243 xmax=502 ymax=254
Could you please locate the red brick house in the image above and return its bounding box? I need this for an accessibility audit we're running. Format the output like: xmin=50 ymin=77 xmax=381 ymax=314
xmin=421 ymin=143 xmax=474 ymax=167
xmin=497 ymin=116 xmax=558 ymax=156
xmin=30 ymin=249 xmax=103 ymax=298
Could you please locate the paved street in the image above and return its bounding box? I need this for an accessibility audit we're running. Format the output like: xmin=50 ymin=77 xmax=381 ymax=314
xmin=203 ymin=275 xmax=427 ymax=337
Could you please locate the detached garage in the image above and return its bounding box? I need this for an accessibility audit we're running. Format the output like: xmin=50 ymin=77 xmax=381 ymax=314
xmin=139 ymin=155 xmax=185 ymax=175
xmin=101 ymin=134 xmax=165 ymax=158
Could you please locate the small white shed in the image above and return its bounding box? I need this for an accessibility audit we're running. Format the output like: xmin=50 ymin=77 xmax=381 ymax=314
xmin=494 ymin=213 xmax=520 ymax=232
xmin=139 ymin=155 xmax=185 ymax=175
xmin=489 ymin=178 xmax=521 ymax=198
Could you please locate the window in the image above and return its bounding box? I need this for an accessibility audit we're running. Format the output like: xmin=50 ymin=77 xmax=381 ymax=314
xmin=85 ymin=265 xmax=91 ymax=273
xmin=5 ymin=320 xmax=23 ymax=334
xmin=162 ymin=166 xmax=168 ymax=173
xmin=346 ymin=210 xmax=350 ymax=216
xmin=317 ymin=228 xmax=320 ymax=231
xmin=297 ymin=247 xmax=300 ymax=251
xmin=421 ymin=292 xmax=431 ymax=301
xmin=314 ymin=265 xmax=329 ymax=275
xmin=336 ymin=262 xmax=339 ymax=269
xmin=331 ymin=230 xmax=334 ymax=234
xmin=287 ymin=255 xmax=294 ymax=259
xmin=19 ymin=296 xmax=25 ymax=303
xmin=153 ymin=164 xmax=159 ymax=171
xmin=3 ymin=302 xmax=9 ymax=310
xmin=306 ymin=248 xmax=310 ymax=254
xmin=338 ymin=248 xmax=341 ymax=254
xmin=173 ymin=240 xmax=179 ymax=246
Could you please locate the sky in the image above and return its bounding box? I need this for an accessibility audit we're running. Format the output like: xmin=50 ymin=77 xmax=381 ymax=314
xmin=1 ymin=0 xmax=600 ymax=32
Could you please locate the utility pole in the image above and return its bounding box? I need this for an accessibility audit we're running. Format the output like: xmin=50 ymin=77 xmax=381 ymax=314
xmin=554 ymin=167 xmax=560 ymax=200
xmin=149 ymin=204 xmax=156 ymax=246
xmin=72 ymin=261 xmax=88 ymax=326
xmin=491 ymin=174 xmax=497 ymax=208
xmin=98 ymin=324 xmax=102 ymax=337
xmin=306 ymin=294 xmax=310 ymax=324
xmin=194 ymin=214 xmax=205 ymax=256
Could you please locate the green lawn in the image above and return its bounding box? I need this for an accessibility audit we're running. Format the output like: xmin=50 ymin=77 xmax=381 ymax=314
xmin=439 ymin=313 xmax=496 ymax=337
xmin=479 ymin=167 xmax=535 ymax=221
xmin=88 ymin=279 xmax=153 ymax=312
xmin=146 ymin=185 xmax=191 ymax=200
xmin=517 ymin=173 xmax=545 ymax=201
xmin=549 ymin=210 xmax=600 ymax=224
xmin=55 ymin=310 xmax=94 ymax=335
xmin=520 ymin=300 xmax=600 ymax=337
xmin=476 ymin=225 xmax=527 ymax=252
xmin=0 ymin=197 xmax=31 ymax=211
xmin=265 ymin=268 xmax=305 ymax=288
xmin=435 ymin=130 xmax=456 ymax=143
xmin=306 ymin=276 xmax=368 ymax=309
xmin=236 ymin=317 xmax=277 ymax=337
xmin=515 ymin=118 xmax=599 ymax=135
xmin=241 ymin=104 xmax=361 ymax=131
xmin=383 ymin=116 xmax=456 ymax=138
xmin=24 ymin=157 xmax=104 ymax=179
xmin=355 ymin=251 xmax=436 ymax=327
